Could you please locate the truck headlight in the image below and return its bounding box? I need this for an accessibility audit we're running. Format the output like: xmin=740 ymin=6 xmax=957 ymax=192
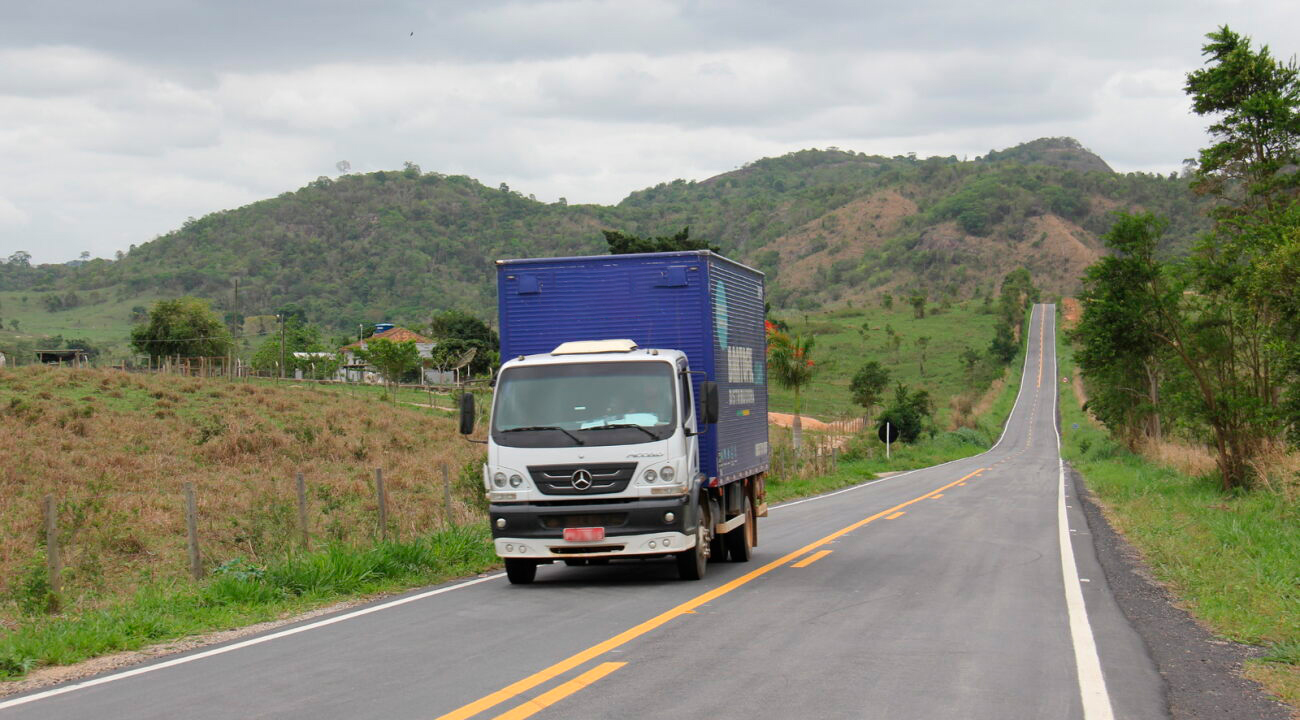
xmin=493 ymin=472 xmax=507 ymax=488
xmin=642 ymin=468 xmax=657 ymax=483
xmin=509 ymin=474 xmax=523 ymax=488
xmin=659 ymin=465 xmax=675 ymax=483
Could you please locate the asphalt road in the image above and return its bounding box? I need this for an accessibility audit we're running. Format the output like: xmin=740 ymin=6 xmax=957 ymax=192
xmin=2 ymin=304 xmax=1169 ymax=719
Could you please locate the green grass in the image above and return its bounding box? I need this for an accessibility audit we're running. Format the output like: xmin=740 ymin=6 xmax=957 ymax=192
xmin=1055 ymin=312 xmax=1299 ymax=705
xmin=0 ymin=288 xmax=159 ymax=354
xmin=769 ymin=301 xmax=1000 ymax=420
xmin=0 ymin=525 xmax=496 ymax=680
xmin=765 ymin=337 xmax=1025 ymax=505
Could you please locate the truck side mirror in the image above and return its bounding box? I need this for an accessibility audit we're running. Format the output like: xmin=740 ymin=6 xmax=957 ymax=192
xmin=458 ymin=393 xmax=476 ymax=435
xmin=701 ymin=381 xmax=719 ymax=425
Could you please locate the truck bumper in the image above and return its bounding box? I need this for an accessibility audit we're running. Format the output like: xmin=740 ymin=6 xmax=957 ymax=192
xmin=489 ymin=495 xmax=694 ymax=560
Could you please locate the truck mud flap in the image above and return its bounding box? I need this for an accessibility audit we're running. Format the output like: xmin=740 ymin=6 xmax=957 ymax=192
xmin=755 ymin=502 xmax=768 ymax=518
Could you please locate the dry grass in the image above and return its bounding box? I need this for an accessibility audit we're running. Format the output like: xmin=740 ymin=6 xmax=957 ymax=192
xmin=949 ymin=371 xmax=1006 ymax=431
xmin=1135 ymin=438 xmax=1218 ymax=478
xmin=1250 ymin=441 xmax=1300 ymax=502
xmin=0 ymin=366 xmax=486 ymax=623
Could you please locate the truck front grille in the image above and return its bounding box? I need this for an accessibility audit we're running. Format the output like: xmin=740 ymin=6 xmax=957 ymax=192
xmin=539 ymin=513 xmax=629 ymax=529
xmin=528 ymin=463 xmax=637 ymax=495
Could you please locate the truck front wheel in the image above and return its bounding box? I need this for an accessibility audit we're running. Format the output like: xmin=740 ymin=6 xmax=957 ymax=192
xmin=676 ymin=523 xmax=708 ymax=580
xmin=505 ymin=558 xmax=537 ymax=584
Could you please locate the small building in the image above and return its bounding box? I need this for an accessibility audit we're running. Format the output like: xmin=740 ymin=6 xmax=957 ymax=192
xmin=339 ymin=326 xmax=442 ymax=383
xmin=35 ymin=349 xmax=89 ymax=367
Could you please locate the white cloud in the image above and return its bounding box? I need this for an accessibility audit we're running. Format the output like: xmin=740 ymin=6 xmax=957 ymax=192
xmin=2 ymin=2 xmax=1299 ymax=263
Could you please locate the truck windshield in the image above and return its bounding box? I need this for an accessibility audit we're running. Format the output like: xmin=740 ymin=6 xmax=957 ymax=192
xmin=492 ymin=361 xmax=676 ymax=447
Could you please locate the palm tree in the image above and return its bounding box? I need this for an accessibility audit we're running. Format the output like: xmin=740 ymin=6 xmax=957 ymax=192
xmin=767 ymin=330 xmax=816 ymax=452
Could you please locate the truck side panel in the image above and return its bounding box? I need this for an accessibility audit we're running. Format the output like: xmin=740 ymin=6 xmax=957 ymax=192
xmin=497 ymin=251 xmax=767 ymax=484
xmin=706 ymin=257 xmax=768 ymax=483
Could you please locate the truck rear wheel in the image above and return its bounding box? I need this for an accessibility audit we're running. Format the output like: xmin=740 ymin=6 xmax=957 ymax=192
xmin=726 ymin=496 xmax=755 ymax=562
xmin=505 ymin=558 xmax=537 ymax=584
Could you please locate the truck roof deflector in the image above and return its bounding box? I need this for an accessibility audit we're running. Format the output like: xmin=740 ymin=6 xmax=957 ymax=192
xmin=551 ymin=339 xmax=639 ymax=355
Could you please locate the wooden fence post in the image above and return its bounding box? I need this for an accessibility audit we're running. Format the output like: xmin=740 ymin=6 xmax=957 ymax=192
xmin=441 ymin=462 xmax=453 ymax=526
xmin=43 ymin=495 xmax=61 ymax=612
xmin=184 ymin=483 xmax=202 ymax=580
xmin=375 ymin=468 xmax=388 ymax=541
xmin=296 ymin=471 xmax=310 ymax=551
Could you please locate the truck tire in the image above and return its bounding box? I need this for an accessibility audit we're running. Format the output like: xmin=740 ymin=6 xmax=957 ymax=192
xmin=726 ymin=496 xmax=755 ymax=562
xmin=676 ymin=521 xmax=708 ymax=580
xmin=505 ymin=558 xmax=537 ymax=584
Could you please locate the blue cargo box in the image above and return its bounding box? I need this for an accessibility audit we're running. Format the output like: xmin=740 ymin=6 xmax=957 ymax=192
xmin=497 ymin=250 xmax=768 ymax=485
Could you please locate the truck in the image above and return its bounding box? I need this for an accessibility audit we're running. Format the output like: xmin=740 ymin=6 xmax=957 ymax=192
xmin=458 ymin=250 xmax=769 ymax=583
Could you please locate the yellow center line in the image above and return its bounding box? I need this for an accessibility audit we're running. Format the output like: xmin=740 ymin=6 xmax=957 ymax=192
xmin=490 ymin=662 xmax=626 ymax=720
xmin=792 ymin=550 xmax=833 ymax=568
xmin=885 ymin=511 xmax=906 ymax=519
xmin=1036 ymin=306 xmax=1046 ymax=388
xmin=931 ymin=493 xmax=944 ymax=499
xmin=434 ymin=466 xmax=987 ymax=720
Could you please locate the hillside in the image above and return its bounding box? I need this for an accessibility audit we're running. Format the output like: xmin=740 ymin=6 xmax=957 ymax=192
xmin=0 ymin=138 xmax=1209 ymax=343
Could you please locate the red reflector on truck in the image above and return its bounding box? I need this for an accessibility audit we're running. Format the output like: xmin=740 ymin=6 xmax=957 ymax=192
xmin=563 ymin=527 xmax=605 ymax=542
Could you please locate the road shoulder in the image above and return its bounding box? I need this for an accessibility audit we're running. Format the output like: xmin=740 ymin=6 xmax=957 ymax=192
xmin=1070 ymin=464 xmax=1293 ymax=720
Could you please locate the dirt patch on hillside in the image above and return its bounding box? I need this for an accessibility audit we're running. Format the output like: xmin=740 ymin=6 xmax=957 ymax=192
xmin=772 ymin=190 xmax=918 ymax=291
xmin=1061 ymin=297 xmax=1082 ymax=328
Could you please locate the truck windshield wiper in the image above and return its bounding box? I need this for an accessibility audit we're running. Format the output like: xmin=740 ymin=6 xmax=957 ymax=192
xmin=500 ymin=426 xmax=585 ymax=445
xmin=584 ymin=423 xmax=660 ymax=441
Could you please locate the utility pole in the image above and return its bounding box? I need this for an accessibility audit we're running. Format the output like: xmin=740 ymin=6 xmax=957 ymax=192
xmin=278 ymin=314 xmax=286 ymax=380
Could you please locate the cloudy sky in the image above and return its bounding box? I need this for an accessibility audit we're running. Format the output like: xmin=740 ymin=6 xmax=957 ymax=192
xmin=1 ymin=0 xmax=1297 ymax=264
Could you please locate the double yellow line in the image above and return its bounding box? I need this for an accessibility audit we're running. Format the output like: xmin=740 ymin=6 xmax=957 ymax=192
xmin=437 ymin=466 xmax=987 ymax=720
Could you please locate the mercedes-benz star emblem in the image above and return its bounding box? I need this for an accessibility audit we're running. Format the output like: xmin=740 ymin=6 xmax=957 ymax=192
xmin=571 ymin=469 xmax=593 ymax=491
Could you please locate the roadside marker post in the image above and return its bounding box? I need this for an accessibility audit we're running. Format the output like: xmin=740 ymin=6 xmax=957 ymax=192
xmin=183 ymin=483 xmax=202 ymax=580
xmin=43 ymin=494 xmax=62 ymax=611
xmin=441 ymin=462 xmax=453 ymax=526
xmin=295 ymin=472 xmax=310 ymax=551
xmin=375 ymin=468 xmax=388 ymax=542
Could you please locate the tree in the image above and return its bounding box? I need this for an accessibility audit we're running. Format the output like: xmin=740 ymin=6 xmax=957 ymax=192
xmin=129 ymin=297 xmax=232 ymax=359
xmin=425 ymin=309 xmax=499 ymax=375
xmin=767 ymin=330 xmax=816 ymax=451
xmin=355 ymin=338 xmax=419 ymax=398
xmin=6 ymin=251 xmax=30 ymax=268
xmin=960 ymin=347 xmax=982 ymax=379
xmin=909 ymin=294 xmax=926 ymax=319
xmin=877 ymin=383 xmax=934 ymax=443
xmin=881 ymin=293 xmax=893 ymax=310
xmin=1185 ymin=25 xmax=1300 ymax=450
xmin=988 ymin=322 xmax=1017 ymax=364
xmin=850 ymin=360 xmax=890 ymax=422
xmin=1072 ymin=213 xmax=1170 ymax=448
xmin=603 ymin=227 xmax=719 ymax=254
xmin=250 ymin=319 xmax=332 ymax=377
xmin=915 ymin=336 xmax=931 ymax=376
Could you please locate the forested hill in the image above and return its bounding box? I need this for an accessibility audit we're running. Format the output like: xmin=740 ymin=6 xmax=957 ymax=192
xmin=1 ymin=137 xmax=1208 ymax=329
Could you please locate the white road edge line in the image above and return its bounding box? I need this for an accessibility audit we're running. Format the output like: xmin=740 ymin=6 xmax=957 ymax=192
xmin=2 ymin=308 xmax=1047 ymax=709
xmin=0 ymin=573 xmax=506 ymax=710
xmin=1049 ymin=305 xmax=1116 ymax=720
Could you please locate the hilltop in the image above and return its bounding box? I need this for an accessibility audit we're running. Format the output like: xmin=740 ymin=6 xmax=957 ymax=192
xmin=0 ymin=138 xmax=1208 ymax=344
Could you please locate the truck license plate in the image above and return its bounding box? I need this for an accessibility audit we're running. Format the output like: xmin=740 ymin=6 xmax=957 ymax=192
xmin=563 ymin=527 xmax=605 ymax=542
